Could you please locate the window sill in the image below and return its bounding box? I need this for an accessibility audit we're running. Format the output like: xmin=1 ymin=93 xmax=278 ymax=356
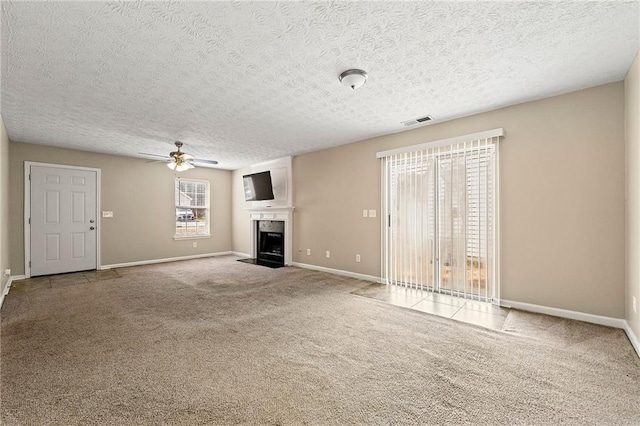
xmin=173 ymin=235 xmax=211 ymax=241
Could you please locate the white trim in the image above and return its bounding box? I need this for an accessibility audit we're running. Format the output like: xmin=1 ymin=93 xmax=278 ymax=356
xmin=247 ymin=207 xmax=296 ymax=214
xmin=500 ymin=299 xmax=626 ymax=329
xmin=291 ymin=261 xmax=381 ymax=283
xmin=232 ymin=251 xmax=251 ymax=258
xmin=623 ymin=321 xmax=640 ymax=358
xmin=494 ymin=138 xmax=501 ymax=303
xmin=99 ymin=251 xmax=233 ymax=270
xmin=376 ymin=128 xmax=505 ymax=159
xmin=0 ymin=276 xmax=13 ymax=310
xmin=24 ymin=161 xmax=101 ymax=278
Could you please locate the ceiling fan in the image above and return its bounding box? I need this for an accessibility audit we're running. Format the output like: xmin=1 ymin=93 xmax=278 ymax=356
xmin=140 ymin=141 xmax=218 ymax=171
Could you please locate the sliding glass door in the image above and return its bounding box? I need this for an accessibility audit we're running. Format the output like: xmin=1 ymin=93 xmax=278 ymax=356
xmin=382 ymin=137 xmax=498 ymax=302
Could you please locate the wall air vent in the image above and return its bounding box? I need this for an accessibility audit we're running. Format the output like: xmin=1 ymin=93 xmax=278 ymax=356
xmin=402 ymin=115 xmax=433 ymax=127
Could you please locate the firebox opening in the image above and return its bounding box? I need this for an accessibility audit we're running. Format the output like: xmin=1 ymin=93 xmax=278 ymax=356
xmin=237 ymin=220 xmax=286 ymax=269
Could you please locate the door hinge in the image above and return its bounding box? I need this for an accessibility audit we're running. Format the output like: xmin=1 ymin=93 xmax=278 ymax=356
xmin=28 ymin=217 xmax=31 ymax=224
xmin=29 ymin=261 xmax=31 ymax=267
xmin=28 ymin=174 xmax=31 ymax=181
xmin=388 ymin=214 xmax=391 ymax=227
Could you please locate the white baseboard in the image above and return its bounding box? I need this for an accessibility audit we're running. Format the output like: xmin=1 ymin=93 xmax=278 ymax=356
xmin=500 ymin=299 xmax=626 ymax=329
xmin=0 ymin=276 xmax=14 ymax=310
xmin=494 ymin=299 xmax=640 ymax=358
xmin=623 ymin=321 xmax=640 ymax=358
xmin=100 ymin=251 xmax=234 ymax=270
xmin=231 ymin=252 xmax=250 ymax=258
xmin=291 ymin=262 xmax=381 ymax=283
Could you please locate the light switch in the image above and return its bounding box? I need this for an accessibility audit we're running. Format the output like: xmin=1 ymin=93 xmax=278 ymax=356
xmin=362 ymin=209 xmax=368 ymax=218
xmin=102 ymin=211 xmax=114 ymax=218
xmin=368 ymin=209 xmax=377 ymax=218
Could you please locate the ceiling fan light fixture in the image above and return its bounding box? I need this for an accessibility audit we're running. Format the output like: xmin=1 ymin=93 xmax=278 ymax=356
xmin=175 ymin=163 xmax=191 ymax=172
xmin=339 ymin=69 xmax=368 ymax=90
xmin=167 ymin=158 xmax=191 ymax=172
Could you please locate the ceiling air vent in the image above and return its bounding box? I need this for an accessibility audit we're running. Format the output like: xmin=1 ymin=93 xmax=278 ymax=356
xmin=402 ymin=115 xmax=433 ymax=127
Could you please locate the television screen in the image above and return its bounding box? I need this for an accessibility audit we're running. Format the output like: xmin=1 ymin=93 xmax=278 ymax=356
xmin=243 ymin=171 xmax=275 ymax=201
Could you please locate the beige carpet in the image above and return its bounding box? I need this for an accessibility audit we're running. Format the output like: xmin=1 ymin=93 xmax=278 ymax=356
xmin=1 ymin=256 xmax=639 ymax=425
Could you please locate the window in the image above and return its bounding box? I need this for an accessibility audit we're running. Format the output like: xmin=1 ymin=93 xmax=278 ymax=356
xmin=379 ymin=129 xmax=502 ymax=302
xmin=175 ymin=178 xmax=210 ymax=238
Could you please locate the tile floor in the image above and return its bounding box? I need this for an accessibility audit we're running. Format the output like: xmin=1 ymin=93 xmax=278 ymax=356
xmin=351 ymin=283 xmax=510 ymax=331
xmin=10 ymin=269 xmax=121 ymax=292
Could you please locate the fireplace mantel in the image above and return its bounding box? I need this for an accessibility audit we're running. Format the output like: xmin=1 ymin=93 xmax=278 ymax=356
xmin=247 ymin=207 xmax=295 ymax=221
xmin=247 ymin=207 xmax=294 ymax=266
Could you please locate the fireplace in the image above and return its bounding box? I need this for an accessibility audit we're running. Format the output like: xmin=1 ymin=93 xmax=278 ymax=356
xmin=238 ymin=207 xmax=293 ymax=268
xmin=256 ymin=220 xmax=284 ymax=266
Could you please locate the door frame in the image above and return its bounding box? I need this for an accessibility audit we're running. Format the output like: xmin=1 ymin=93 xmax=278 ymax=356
xmin=24 ymin=161 xmax=102 ymax=278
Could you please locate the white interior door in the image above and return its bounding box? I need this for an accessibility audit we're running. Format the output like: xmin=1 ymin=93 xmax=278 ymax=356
xmin=30 ymin=165 xmax=97 ymax=276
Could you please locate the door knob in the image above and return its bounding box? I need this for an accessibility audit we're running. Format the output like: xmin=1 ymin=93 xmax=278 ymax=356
xmin=90 ymin=226 xmax=95 ymax=230
xmin=90 ymin=219 xmax=95 ymax=223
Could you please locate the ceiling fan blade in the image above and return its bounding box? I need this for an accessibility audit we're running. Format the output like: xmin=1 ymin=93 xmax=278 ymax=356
xmin=193 ymin=158 xmax=219 ymax=165
xmin=146 ymin=159 xmax=171 ymax=164
xmin=142 ymin=144 xmax=217 ymax=168
xmin=140 ymin=152 xmax=170 ymax=159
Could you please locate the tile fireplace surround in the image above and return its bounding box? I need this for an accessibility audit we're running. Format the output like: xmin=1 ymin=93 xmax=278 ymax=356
xmin=248 ymin=207 xmax=294 ymax=266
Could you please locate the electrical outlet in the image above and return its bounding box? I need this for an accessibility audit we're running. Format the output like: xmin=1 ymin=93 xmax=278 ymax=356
xmin=102 ymin=211 xmax=114 ymax=218
xmin=192 ymin=242 xmax=197 ymax=248
xmin=356 ymin=254 xmax=361 ymax=262
xmin=362 ymin=209 xmax=368 ymax=218
xmin=3 ymin=269 xmax=10 ymax=277
xmin=368 ymin=209 xmax=377 ymax=218
xmin=633 ymin=296 xmax=637 ymax=314
xmin=326 ymin=251 xmax=330 ymax=258
xmin=306 ymin=249 xmax=311 ymax=256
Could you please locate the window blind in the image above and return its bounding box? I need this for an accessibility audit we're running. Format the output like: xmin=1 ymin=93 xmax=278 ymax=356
xmin=379 ymin=130 xmax=501 ymax=302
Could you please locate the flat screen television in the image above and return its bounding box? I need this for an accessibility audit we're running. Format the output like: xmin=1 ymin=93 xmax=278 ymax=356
xmin=243 ymin=171 xmax=275 ymax=201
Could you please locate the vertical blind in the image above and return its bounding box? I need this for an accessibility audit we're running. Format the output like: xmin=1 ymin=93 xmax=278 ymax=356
xmin=378 ymin=129 xmax=502 ymax=302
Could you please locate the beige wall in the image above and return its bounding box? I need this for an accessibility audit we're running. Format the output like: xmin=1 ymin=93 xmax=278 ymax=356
xmin=625 ymin=51 xmax=640 ymax=337
xmin=0 ymin=115 xmax=9 ymax=295
xmin=231 ymin=167 xmax=251 ymax=255
xmin=232 ymin=83 xmax=627 ymax=318
xmin=293 ymin=143 xmax=382 ymax=275
xmin=10 ymin=143 xmax=232 ymax=275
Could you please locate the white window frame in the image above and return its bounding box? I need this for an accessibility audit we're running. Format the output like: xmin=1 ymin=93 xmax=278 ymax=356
xmin=174 ymin=178 xmax=211 ymax=240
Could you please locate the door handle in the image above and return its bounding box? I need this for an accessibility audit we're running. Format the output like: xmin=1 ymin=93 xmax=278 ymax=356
xmin=90 ymin=227 xmax=95 ymax=231
xmin=90 ymin=219 xmax=95 ymax=223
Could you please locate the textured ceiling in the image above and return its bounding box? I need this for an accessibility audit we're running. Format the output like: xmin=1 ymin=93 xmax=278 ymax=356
xmin=1 ymin=1 xmax=639 ymax=170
